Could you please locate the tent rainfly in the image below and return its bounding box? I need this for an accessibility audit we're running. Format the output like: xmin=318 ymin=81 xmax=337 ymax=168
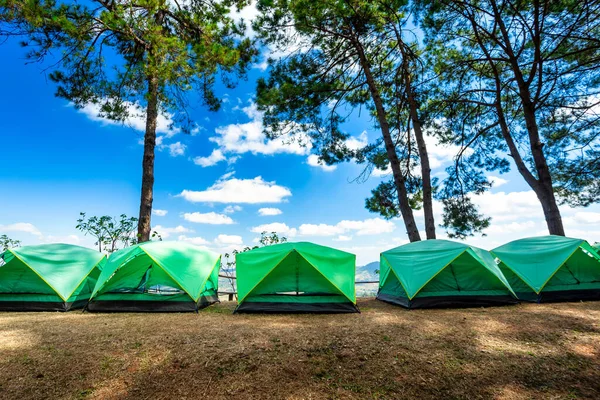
xmin=87 ymin=241 xmax=220 ymax=312
xmin=492 ymin=235 xmax=600 ymax=303
xmin=235 ymin=242 xmax=359 ymax=313
xmin=378 ymin=239 xmax=518 ymax=309
xmin=0 ymin=244 xmax=106 ymax=311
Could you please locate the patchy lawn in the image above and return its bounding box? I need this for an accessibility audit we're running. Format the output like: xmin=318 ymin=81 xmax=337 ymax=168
xmin=0 ymin=299 xmax=599 ymax=399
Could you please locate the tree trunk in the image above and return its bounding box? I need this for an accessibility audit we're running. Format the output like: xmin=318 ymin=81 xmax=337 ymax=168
xmin=352 ymin=35 xmax=421 ymax=242
xmin=406 ymin=78 xmax=436 ymax=239
xmin=523 ymin=104 xmax=565 ymax=235
xmin=137 ymin=71 xmax=159 ymax=243
xmin=489 ymin=0 xmax=566 ymax=236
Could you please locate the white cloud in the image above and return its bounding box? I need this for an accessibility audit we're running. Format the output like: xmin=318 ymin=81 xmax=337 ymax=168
xmin=152 ymin=209 xmax=168 ymax=217
xmin=337 ymin=219 xmax=396 ymax=236
xmin=223 ymin=205 xmax=242 ymax=214
xmin=193 ymin=149 xmax=226 ymax=167
xmin=298 ymin=223 xmax=345 ymax=237
xmin=488 ymin=175 xmax=509 ymax=187
xmin=183 ymin=212 xmax=235 ymax=225
xmin=298 ymin=218 xmax=396 ymax=237
xmin=307 ymin=154 xmax=337 ymax=171
xmin=251 ymin=222 xmax=297 ymax=237
xmin=42 ymin=234 xmax=81 ymax=245
xmin=473 ymin=190 xmax=542 ymax=223
xmin=333 ymin=235 xmax=353 ymax=242
xmin=168 ymin=142 xmax=186 ymax=157
xmin=485 ymin=221 xmax=537 ymax=235
xmin=258 ymin=207 xmax=283 ymax=216
xmin=77 ymin=101 xmax=180 ymax=137
xmin=214 ymin=234 xmax=244 ymax=246
xmin=345 ymin=131 xmax=369 ymax=150
xmin=424 ymin=134 xmax=465 ymax=169
xmin=371 ymin=164 xmax=392 ymax=177
xmin=0 ymin=222 xmax=42 ymax=236
xmin=177 ymin=235 xmax=210 ymax=246
xmin=230 ymin=1 xmax=260 ymax=38
xmin=179 ymin=176 xmax=292 ymax=204
xmin=567 ymin=211 xmax=600 ymax=225
xmin=212 ymin=119 xmax=310 ymax=157
xmin=153 ymin=225 xmax=193 ymax=239
xmin=253 ymin=59 xmax=269 ymax=71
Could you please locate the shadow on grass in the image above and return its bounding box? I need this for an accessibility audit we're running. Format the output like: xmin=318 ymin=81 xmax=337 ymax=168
xmin=0 ymin=299 xmax=599 ymax=399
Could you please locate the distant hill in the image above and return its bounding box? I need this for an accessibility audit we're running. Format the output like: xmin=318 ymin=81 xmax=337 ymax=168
xmin=356 ymin=261 xmax=379 ymax=282
xmin=356 ymin=261 xmax=379 ymax=296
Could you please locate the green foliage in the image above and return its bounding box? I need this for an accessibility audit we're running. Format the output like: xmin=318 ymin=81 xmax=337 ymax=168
xmin=421 ymin=0 xmax=600 ymax=210
xmin=76 ymin=212 xmax=159 ymax=253
xmin=441 ymin=197 xmax=491 ymax=240
xmin=0 ymin=234 xmax=21 ymax=252
xmin=0 ymin=0 xmax=257 ymax=131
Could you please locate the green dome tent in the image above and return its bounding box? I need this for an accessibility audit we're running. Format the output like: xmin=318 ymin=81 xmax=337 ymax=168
xmin=491 ymin=235 xmax=600 ymax=302
xmin=87 ymin=241 xmax=221 ymax=312
xmin=235 ymin=242 xmax=358 ymax=313
xmin=378 ymin=240 xmax=518 ymax=309
xmin=0 ymin=243 xmax=106 ymax=311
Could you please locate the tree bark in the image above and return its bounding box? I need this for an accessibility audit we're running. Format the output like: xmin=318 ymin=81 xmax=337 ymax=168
xmin=489 ymin=0 xmax=566 ymax=236
xmin=465 ymin=2 xmax=566 ymax=236
xmin=351 ymin=35 xmax=421 ymax=242
xmin=405 ymin=73 xmax=436 ymax=239
xmin=522 ymin=104 xmax=565 ymax=235
xmin=137 ymin=71 xmax=158 ymax=243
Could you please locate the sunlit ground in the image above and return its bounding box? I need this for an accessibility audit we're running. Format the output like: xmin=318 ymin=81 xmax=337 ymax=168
xmin=1 ymin=299 xmax=599 ymax=399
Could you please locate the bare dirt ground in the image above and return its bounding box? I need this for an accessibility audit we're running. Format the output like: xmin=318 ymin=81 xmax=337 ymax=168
xmin=1 ymin=298 xmax=599 ymax=400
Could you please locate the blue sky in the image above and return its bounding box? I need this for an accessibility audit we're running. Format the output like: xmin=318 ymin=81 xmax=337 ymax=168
xmin=1 ymin=6 xmax=599 ymax=265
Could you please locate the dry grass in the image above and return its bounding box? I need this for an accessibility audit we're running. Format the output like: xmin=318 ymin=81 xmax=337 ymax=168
xmin=1 ymin=299 xmax=600 ymax=399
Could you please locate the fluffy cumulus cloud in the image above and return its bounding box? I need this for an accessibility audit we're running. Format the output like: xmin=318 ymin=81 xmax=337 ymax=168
xmin=333 ymin=235 xmax=353 ymax=242
xmin=152 ymin=209 xmax=168 ymax=217
xmin=0 ymin=222 xmax=42 ymax=236
xmin=488 ymin=175 xmax=509 ymax=187
xmin=307 ymin=154 xmax=337 ymax=172
xmin=41 ymin=234 xmax=81 ymax=245
xmin=223 ymin=205 xmax=243 ymax=214
xmin=183 ymin=212 xmax=235 ymax=225
xmin=249 ymin=217 xmax=395 ymax=242
xmin=251 ymin=222 xmax=297 ymax=237
xmin=179 ymin=175 xmax=292 ymax=204
xmin=299 ymin=218 xmax=396 ymax=237
xmin=153 ymin=225 xmax=193 ymax=239
xmin=209 ymin=103 xmax=310 ymax=160
xmin=168 ymin=142 xmax=186 ymax=157
xmin=214 ymin=234 xmax=244 ymax=246
xmin=345 ymin=131 xmax=369 ymax=150
xmin=177 ymin=235 xmax=210 ymax=246
xmin=193 ymin=149 xmax=226 ymax=167
xmin=258 ymin=207 xmax=283 ymax=216
xmin=194 ymin=101 xmax=368 ymax=170
xmin=424 ymin=134 xmax=466 ymax=170
xmin=78 ymin=100 xmax=189 ymax=158
xmin=77 ymin=101 xmax=180 ymax=137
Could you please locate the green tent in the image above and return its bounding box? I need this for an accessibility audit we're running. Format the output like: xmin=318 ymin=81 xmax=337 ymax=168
xmin=378 ymin=239 xmax=518 ymax=308
xmin=0 ymin=243 xmax=106 ymax=311
xmin=235 ymin=242 xmax=358 ymax=313
xmin=491 ymin=235 xmax=600 ymax=302
xmin=593 ymin=243 xmax=600 ymax=252
xmin=87 ymin=241 xmax=221 ymax=312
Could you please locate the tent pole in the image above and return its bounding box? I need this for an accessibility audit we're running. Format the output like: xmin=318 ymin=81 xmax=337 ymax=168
xmin=450 ymin=264 xmax=461 ymax=292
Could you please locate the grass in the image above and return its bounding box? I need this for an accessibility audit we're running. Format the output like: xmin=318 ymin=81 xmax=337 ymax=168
xmin=1 ymin=298 xmax=599 ymax=399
